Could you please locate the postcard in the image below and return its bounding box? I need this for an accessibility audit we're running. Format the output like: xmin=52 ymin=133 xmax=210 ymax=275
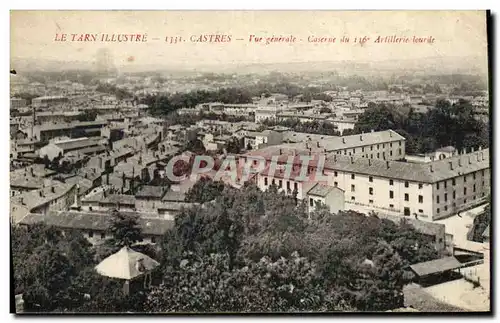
xmin=10 ymin=10 xmax=491 ymax=314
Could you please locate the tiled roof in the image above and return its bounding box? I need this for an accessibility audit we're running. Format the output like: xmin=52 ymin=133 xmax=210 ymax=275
xmin=307 ymin=183 xmax=342 ymax=197
xmin=410 ymin=256 xmax=462 ymax=277
xmin=18 ymin=210 xmax=174 ymax=236
xmin=135 ymin=185 xmax=167 ymax=199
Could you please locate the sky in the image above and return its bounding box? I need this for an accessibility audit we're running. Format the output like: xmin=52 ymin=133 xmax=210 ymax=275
xmin=10 ymin=11 xmax=489 ymax=69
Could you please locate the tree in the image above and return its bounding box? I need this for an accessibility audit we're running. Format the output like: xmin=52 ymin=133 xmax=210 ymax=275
xmin=106 ymin=209 xmax=143 ymax=248
xmin=185 ymin=177 xmax=226 ymax=203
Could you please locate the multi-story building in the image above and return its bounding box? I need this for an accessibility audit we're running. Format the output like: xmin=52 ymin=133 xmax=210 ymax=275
xmin=32 ymin=95 xmax=69 ymax=108
xmin=250 ymin=143 xmax=489 ymax=221
xmin=10 ymin=97 xmax=27 ymax=109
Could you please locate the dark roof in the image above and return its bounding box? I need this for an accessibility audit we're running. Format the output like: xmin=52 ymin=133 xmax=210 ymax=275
xmin=18 ymin=211 xmax=174 ymax=236
xmin=410 ymin=256 xmax=462 ymax=277
xmin=135 ymin=185 xmax=167 ymax=199
xmin=307 ymin=183 xmax=342 ymax=197
xmin=162 ymin=189 xmax=186 ymax=202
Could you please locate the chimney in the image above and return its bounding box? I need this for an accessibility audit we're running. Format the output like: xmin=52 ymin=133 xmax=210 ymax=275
xmin=471 ymin=147 xmax=475 ymax=153
xmin=430 ymin=165 xmax=434 ymax=172
xmin=479 ymin=146 xmax=482 ymax=151
xmin=476 ymin=153 xmax=480 ymax=162
xmin=360 ymin=135 xmax=363 ymax=141
xmin=468 ymin=156 xmax=472 ymax=164
xmin=449 ymin=161 xmax=453 ymax=170
xmin=389 ymin=131 xmax=393 ymax=137
xmin=371 ymin=129 xmax=374 ymax=133
xmin=386 ymin=161 xmax=390 ymax=169
xmin=342 ymin=138 xmax=345 ymax=144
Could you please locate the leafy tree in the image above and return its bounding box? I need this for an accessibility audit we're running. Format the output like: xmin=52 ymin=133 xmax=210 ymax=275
xmin=106 ymin=209 xmax=143 ymax=248
xmin=185 ymin=177 xmax=226 ymax=203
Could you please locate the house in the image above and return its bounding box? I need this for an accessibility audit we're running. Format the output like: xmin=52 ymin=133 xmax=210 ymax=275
xmin=10 ymin=183 xmax=78 ymax=223
xmin=135 ymin=185 xmax=168 ymax=211
xmin=17 ymin=210 xmax=174 ymax=245
xmin=244 ymin=130 xmax=283 ymax=150
xmin=306 ymin=183 xmax=345 ymax=214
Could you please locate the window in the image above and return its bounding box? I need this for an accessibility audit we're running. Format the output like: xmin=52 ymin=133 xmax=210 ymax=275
xmin=370 ymin=154 xmax=373 ymax=158
xmin=389 ymin=190 xmax=394 ymax=199
xmin=371 ymin=145 xmax=373 ymax=151
xmin=404 ymin=193 xmax=409 ymax=201
xmin=309 ymin=198 xmax=314 ymax=207
xmin=444 ymin=181 xmax=447 ymax=189
xmin=398 ymin=148 xmax=402 ymax=155
xmin=482 ymin=170 xmax=485 ymax=176
xmin=464 ymin=175 xmax=467 ymax=183
xmin=418 ymin=195 xmax=423 ymax=203
xmin=444 ymin=193 xmax=448 ymax=201
xmin=362 ymin=147 xmax=365 ymax=152
xmin=279 ymin=180 xmax=283 ymax=188
xmin=453 ymin=191 xmax=456 ymax=199
xmin=344 ymin=150 xmax=347 ymax=155
xmin=405 ymin=181 xmax=409 ymax=188
xmin=351 ymin=185 xmax=355 ymax=192
xmin=437 ymin=182 xmax=440 ymax=189
xmin=264 ymin=177 xmax=268 ymax=186
xmin=353 ymin=148 xmax=356 ymax=154
xmin=349 ymin=152 xmax=352 ymax=156
xmin=351 ymin=174 xmax=355 ymax=180
xmin=377 ymin=144 xmax=380 ymax=149
xmin=473 ymin=184 xmax=476 ymax=192
xmin=334 ymin=182 xmax=338 ymax=187
xmin=390 ymin=142 xmax=393 ymax=148
xmin=369 ymin=187 xmax=374 ymax=195
xmin=389 ymin=179 xmax=394 ymax=186
xmin=151 ymin=237 xmax=156 ymax=243
xmin=377 ymin=153 xmax=380 ymax=158
xmin=88 ymin=231 xmax=94 ymax=238
xmin=390 ymin=150 xmax=393 ymax=156
xmin=404 ymin=207 xmax=410 ymax=216
xmin=418 ymin=183 xmax=423 ymax=189
xmin=437 ymin=208 xmax=440 ymax=214
xmin=445 ymin=206 xmax=448 ymax=211
xmin=272 ymin=179 xmax=275 ymax=186
xmin=473 ymin=172 xmax=476 ymax=180
xmin=452 ymin=178 xmax=456 ymax=186
xmin=418 ymin=209 xmax=423 ymax=213
xmin=389 ymin=204 xmax=394 ymax=208
xmin=287 ymin=181 xmax=290 ymax=190
xmin=369 ymin=176 xmax=373 ymax=182
xmin=294 ymin=182 xmax=298 ymax=191
xmin=464 ymin=199 xmax=467 ymax=204
xmin=100 ymin=232 xmax=106 ymax=239
xmin=464 ymin=187 xmax=467 ymax=195
xmin=474 ymin=195 xmax=476 ymax=200
xmin=482 ymin=181 xmax=485 ymax=187
xmin=351 ymin=196 xmax=355 ymax=201
xmin=383 ymin=152 xmax=386 ymax=159
xmin=437 ymin=195 xmax=440 ymax=203
xmin=383 ymin=144 xmax=385 ymax=148
xmin=369 ymin=199 xmax=374 ymax=204
xmin=399 ymin=141 xmax=402 ymax=146
xmin=334 ymin=171 xmax=338 ymax=177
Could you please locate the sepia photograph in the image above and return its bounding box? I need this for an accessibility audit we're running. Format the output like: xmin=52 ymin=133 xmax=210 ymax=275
xmin=8 ymin=10 xmax=492 ymax=314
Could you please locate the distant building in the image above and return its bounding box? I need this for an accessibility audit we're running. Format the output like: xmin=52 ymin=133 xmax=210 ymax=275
xmin=10 ymin=97 xmax=27 ymax=109
xmin=307 ymin=183 xmax=345 ymax=214
xmin=32 ymin=95 xmax=69 ymax=108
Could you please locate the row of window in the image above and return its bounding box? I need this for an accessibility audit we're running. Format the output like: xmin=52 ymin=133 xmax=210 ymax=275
xmin=87 ymin=231 xmax=158 ymax=243
xmin=263 ymin=177 xmax=299 ymax=191
xmin=436 ymin=193 xmax=485 ymax=214
xmin=436 ymin=170 xmax=486 ymax=189
xmin=334 ymin=173 xmax=423 ymax=189
xmin=436 ymin=184 xmax=483 ymax=203
xmin=338 ymin=149 xmax=403 ymax=158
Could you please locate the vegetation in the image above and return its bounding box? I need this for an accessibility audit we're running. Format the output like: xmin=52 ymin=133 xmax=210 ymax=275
xmin=12 ymin=177 xmax=442 ymax=313
xmin=354 ymin=100 xmax=489 ymax=154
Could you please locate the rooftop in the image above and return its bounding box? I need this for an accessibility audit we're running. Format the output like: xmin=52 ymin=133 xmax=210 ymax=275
xmin=307 ymin=183 xmax=342 ymax=197
xmin=135 ymin=185 xmax=167 ymax=199
xmin=18 ymin=210 xmax=174 ymax=236
xmin=410 ymin=256 xmax=462 ymax=277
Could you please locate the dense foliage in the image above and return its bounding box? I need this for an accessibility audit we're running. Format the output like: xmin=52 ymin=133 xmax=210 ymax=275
xmin=12 ymin=179 xmax=441 ymax=313
xmin=354 ymin=100 xmax=489 ymax=154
